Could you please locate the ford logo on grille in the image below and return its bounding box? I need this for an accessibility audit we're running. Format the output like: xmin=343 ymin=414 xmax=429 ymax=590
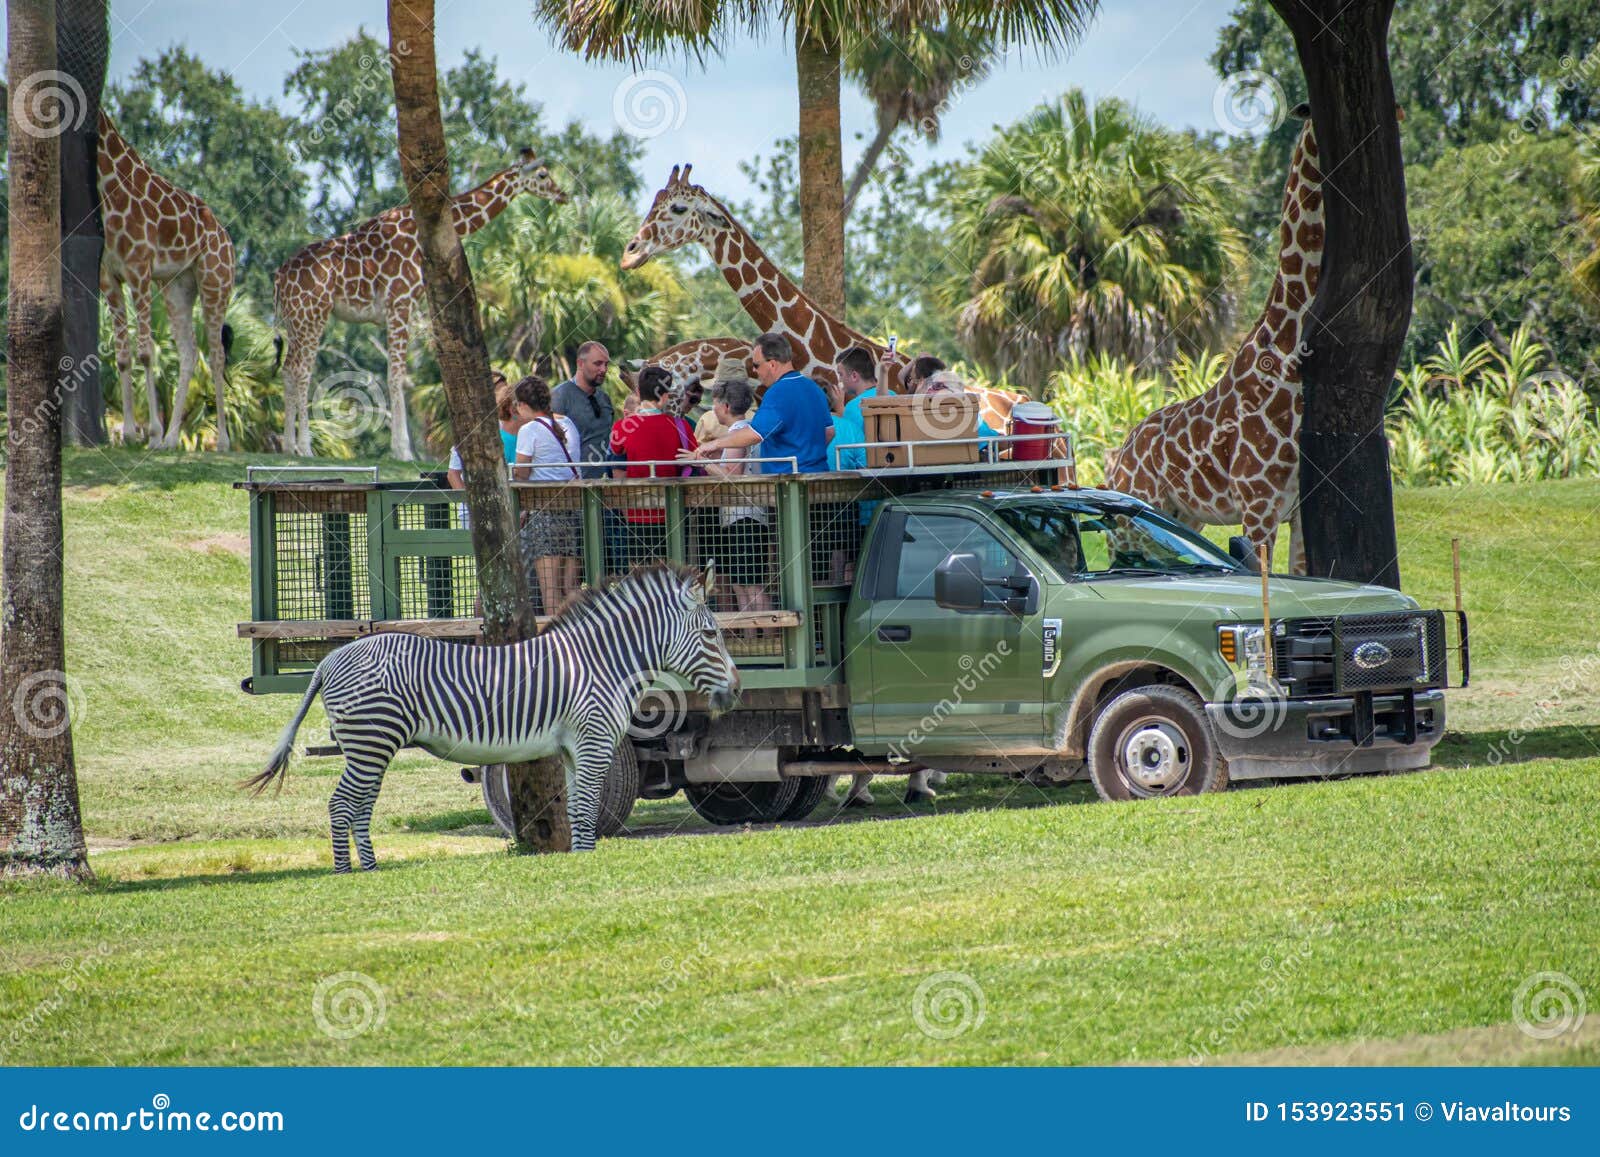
xmin=1352 ymin=641 xmax=1393 ymax=669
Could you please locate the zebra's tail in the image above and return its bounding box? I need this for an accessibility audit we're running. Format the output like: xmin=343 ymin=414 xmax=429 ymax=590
xmin=241 ymin=666 xmax=325 ymax=796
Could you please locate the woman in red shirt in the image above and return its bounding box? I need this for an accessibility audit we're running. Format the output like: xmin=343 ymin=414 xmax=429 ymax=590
xmin=608 ymin=365 xmax=697 ymax=565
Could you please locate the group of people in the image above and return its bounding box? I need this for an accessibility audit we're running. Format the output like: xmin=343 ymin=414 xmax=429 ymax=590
xmin=448 ymin=331 xmax=990 ymax=614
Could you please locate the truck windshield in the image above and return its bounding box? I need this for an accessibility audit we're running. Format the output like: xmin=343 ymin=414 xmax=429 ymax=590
xmin=993 ymin=500 xmax=1242 ymax=581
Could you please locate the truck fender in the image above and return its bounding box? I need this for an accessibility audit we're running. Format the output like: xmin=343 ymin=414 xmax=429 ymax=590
xmin=1053 ymin=657 xmax=1210 ymax=760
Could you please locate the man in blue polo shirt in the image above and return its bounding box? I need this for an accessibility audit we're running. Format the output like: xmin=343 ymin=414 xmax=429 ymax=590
xmin=688 ymin=332 xmax=832 ymax=473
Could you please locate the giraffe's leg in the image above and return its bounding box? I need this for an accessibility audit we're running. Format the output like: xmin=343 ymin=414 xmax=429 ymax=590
xmin=201 ymin=266 xmax=232 ymax=453
xmin=129 ymin=279 xmax=163 ymax=445
xmin=105 ymin=277 xmax=138 ymax=442
xmin=156 ymin=277 xmax=199 ymax=450
xmin=385 ymin=307 xmax=415 ymax=462
xmin=1288 ymin=504 xmax=1307 ymax=575
xmin=905 ymin=769 xmax=936 ymax=804
xmin=1239 ymin=498 xmax=1280 ymax=571
xmin=839 ymin=772 xmax=875 ymax=807
xmin=281 ymin=310 xmax=327 ymax=458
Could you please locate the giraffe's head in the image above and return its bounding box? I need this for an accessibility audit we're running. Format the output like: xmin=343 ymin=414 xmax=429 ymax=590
xmin=621 ymin=164 xmax=731 ymax=270
xmin=510 ymin=148 xmax=569 ymax=203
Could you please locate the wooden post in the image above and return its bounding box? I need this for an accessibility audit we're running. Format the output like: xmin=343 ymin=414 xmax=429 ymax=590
xmin=1259 ymin=543 xmax=1274 ymax=681
xmin=1451 ymin=537 xmax=1463 ymax=613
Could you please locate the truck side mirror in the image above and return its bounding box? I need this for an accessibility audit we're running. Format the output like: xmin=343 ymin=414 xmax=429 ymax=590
xmin=934 ymin=553 xmax=987 ymax=612
xmin=1228 ymin=536 xmax=1259 ymax=573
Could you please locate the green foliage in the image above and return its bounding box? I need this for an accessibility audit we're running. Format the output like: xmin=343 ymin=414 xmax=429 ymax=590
xmin=1213 ymin=0 xmax=1600 ymax=166
xmin=941 ymin=91 xmax=1247 ymax=384
xmin=284 ymin=31 xmax=644 ymax=238
xmin=1386 ymin=326 xmax=1600 ymax=487
xmin=1406 ymin=128 xmax=1600 ymax=372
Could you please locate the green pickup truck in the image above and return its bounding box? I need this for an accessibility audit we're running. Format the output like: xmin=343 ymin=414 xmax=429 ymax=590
xmin=238 ymin=460 xmax=1463 ymax=832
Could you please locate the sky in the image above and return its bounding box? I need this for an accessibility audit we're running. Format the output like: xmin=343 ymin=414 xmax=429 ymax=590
xmin=9 ymin=0 xmax=1251 ymax=205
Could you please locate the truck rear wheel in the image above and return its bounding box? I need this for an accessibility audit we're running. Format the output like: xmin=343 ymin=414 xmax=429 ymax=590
xmin=1087 ymin=685 xmax=1228 ymax=801
xmin=481 ymin=744 xmax=640 ymax=839
xmin=775 ymin=775 xmax=832 ymax=822
xmin=684 ymin=779 xmax=800 ymax=826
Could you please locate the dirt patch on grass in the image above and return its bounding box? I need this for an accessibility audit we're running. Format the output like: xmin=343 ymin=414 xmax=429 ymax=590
xmin=185 ymin=533 xmax=251 ymax=559
xmin=1182 ymin=1016 xmax=1600 ymax=1066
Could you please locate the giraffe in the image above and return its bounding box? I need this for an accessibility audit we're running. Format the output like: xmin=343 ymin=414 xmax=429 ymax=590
xmin=1104 ymin=108 xmax=1324 ymax=574
xmin=621 ymin=337 xmax=753 ymax=394
xmin=621 ymin=165 xmax=1024 ymax=432
xmin=97 ymin=113 xmax=236 ymax=450
xmin=272 ymin=149 xmax=567 ymax=459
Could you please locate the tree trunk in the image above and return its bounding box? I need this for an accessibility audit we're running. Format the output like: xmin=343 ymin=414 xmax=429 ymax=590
xmin=1 ymin=0 xmax=91 ymax=879
xmin=1270 ymin=0 xmax=1409 ymax=589
xmin=387 ymin=0 xmax=570 ymax=852
xmin=795 ymin=21 xmax=847 ymax=317
xmin=57 ymin=0 xmax=107 ymax=446
xmin=843 ymin=113 xmax=896 ymax=220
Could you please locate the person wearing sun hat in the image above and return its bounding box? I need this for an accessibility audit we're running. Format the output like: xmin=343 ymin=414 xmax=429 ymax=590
xmin=695 ymin=354 xmax=759 ymax=444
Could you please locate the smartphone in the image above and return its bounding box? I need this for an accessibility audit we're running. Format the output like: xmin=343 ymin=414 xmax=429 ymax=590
xmin=888 ymin=335 xmax=898 ymax=356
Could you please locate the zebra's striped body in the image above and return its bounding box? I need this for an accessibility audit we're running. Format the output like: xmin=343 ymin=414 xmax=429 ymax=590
xmin=248 ymin=564 xmax=739 ymax=870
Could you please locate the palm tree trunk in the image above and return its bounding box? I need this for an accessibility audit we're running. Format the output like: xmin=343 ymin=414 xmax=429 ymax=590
xmin=387 ymin=0 xmax=570 ymax=852
xmin=1 ymin=0 xmax=91 ymax=879
xmin=1270 ymin=0 xmax=1407 ymax=588
xmin=843 ymin=114 xmax=896 ymax=220
xmin=795 ymin=21 xmax=847 ymax=317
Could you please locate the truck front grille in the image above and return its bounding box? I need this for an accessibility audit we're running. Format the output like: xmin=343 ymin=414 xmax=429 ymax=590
xmin=1273 ymin=611 xmax=1447 ymax=695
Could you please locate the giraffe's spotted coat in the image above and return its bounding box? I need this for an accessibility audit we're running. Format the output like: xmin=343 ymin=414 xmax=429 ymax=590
xmin=1105 ymin=120 xmax=1325 ymax=573
xmin=272 ymin=151 xmax=566 ymax=458
xmin=98 ymin=114 xmax=235 ymax=449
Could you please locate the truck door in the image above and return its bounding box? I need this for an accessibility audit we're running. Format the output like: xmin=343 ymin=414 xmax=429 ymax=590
xmin=855 ymin=509 xmax=1048 ymax=753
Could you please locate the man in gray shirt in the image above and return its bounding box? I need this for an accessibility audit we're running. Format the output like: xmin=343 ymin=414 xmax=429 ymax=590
xmin=551 ymin=340 xmax=616 ymax=478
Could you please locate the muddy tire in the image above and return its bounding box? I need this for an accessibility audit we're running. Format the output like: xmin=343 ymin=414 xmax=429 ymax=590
xmin=1087 ymin=685 xmax=1229 ymax=801
xmin=684 ymin=779 xmax=801 ymax=826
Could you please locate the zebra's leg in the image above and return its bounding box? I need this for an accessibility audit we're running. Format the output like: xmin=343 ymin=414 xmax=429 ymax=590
xmin=328 ymin=730 xmax=398 ymax=873
xmin=839 ymin=772 xmax=875 ymax=807
xmin=567 ymin=732 xmax=615 ymax=851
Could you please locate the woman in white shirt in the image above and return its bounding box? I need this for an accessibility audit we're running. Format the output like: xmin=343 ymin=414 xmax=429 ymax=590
xmin=511 ymin=375 xmax=583 ymax=614
xmin=701 ymin=377 xmax=772 ymax=629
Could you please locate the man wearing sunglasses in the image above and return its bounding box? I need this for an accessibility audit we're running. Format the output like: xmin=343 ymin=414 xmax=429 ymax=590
xmin=552 ymin=340 xmax=616 ymax=479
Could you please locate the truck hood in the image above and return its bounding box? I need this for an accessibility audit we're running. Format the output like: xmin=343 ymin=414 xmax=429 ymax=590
xmin=1081 ymin=574 xmax=1419 ymax=621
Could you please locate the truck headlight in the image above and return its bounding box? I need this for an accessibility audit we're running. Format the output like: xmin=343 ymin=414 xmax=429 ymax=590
xmin=1218 ymin=624 xmax=1268 ymax=672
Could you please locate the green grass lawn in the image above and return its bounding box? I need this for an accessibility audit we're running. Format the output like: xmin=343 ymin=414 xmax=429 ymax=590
xmin=1 ymin=447 xmax=1597 ymax=1065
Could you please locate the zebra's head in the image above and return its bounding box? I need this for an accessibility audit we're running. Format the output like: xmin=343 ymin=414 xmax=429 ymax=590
xmin=663 ymin=562 xmax=740 ymax=714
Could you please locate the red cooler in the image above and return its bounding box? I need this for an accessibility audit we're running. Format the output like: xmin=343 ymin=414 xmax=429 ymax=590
xmin=1009 ymin=401 xmax=1060 ymax=460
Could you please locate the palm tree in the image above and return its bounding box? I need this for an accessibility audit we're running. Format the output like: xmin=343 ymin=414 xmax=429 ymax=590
xmin=1 ymin=0 xmax=91 ymax=878
xmin=840 ymin=24 xmax=996 ymax=216
xmin=388 ymin=0 xmax=568 ymax=850
xmin=533 ymin=1 xmax=1098 ymax=319
xmin=943 ymin=90 xmax=1246 ymax=384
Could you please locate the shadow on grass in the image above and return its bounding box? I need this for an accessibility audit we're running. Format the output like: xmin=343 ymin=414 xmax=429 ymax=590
xmin=92 ymin=851 xmax=482 ymax=895
xmin=1436 ymin=724 xmax=1600 ymax=767
xmin=61 ymin=448 xmax=432 ymax=491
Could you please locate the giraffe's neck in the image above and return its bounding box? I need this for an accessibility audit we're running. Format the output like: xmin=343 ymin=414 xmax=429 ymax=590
xmin=96 ymin=113 xmax=168 ymax=206
xmin=448 ymin=167 xmax=526 ymax=236
xmin=700 ymin=206 xmax=879 ymax=364
xmin=1237 ymin=121 xmax=1324 ymax=404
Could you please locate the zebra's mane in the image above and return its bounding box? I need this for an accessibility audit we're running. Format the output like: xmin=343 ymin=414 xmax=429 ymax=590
xmin=542 ymin=561 xmax=700 ymax=634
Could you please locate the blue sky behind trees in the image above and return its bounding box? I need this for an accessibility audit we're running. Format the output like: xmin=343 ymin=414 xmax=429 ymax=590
xmin=5 ymin=0 xmax=1240 ymax=205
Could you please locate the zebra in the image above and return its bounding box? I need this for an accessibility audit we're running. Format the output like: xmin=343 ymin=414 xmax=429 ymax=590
xmin=245 ymin=563 xmax=740 ymax=871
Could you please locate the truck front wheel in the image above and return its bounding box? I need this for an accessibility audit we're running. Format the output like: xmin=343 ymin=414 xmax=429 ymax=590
xmin=1087 ymin=685 xmax=1229 ymax=801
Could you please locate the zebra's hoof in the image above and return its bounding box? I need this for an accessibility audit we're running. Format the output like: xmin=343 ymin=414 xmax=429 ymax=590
xmin=843 ymin=794 xmax=873 ymax=809
xmin=904 ymin=789 xmax=937 ymax=805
